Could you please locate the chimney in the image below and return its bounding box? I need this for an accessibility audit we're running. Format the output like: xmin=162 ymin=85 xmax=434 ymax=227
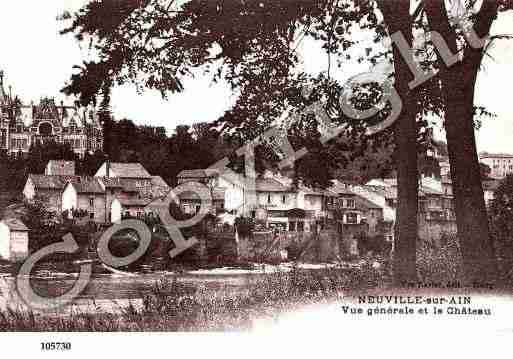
xmin=106 ymin=159 xmax=110 ymax=178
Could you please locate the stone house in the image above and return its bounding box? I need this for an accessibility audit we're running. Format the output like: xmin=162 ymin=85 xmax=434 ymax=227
xmin=24 ymin=161 xmax=169 ymax=224
xmin=95 ymin=162 xmax=152 ymax=181
xmin=355 ymin=196 xmax=384 ymax=237
xmin=360 ymin=176 xmax=458 ymax=242
xmin=482 ymin=178 xmax=500 ymax=207
xmin=95 ymin=162 xmax=170 ymax=223
xmin=23 ymin=174 xmax=80 ymax=214
xmin=110 ymin=197 xmax=153 ymax=223
xmin=352 ymin=184 xmax=396 ymax=242
xmin=62 ymin=178 xmax=106 ymax=223
xmin=327 ymin=180 xmax=364 ymax=225
xmin=45 ymin=160 xmax=75 ymax=176
xmin=177 ymin=169 xmax=245 ymax=214
xmin=100 ymin=176 xmax=170 ymax=223
xmin=0 ymin=218 xmax=29 ymax=261
xmin=177 ymin=185 xmax=226 ymax=216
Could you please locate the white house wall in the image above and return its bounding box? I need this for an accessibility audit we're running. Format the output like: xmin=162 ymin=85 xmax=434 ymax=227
xmin=77 ymin=194 xmax=107 ymax=223
xmin=0 ymin=223 xmax=10 ymax=260
xmin=62 ymin=184 xmax=78 ymax=213
xmin=217 ymin=176 xmax=244 ymax=213
xmin=352 ymin=186 xmax=396 ymax=222
xmin=10 ymin=231 xmax=28 ymax=261
xmin=22 ymin=178 xmax=35 ymax=200
xmin=303 ymin=194 xmax=323 ymax=215
xmin=111 ymin=199 xmax=122 ymax=223
xmin=257 ymin=192 xmax=296 ymax=211
xmin=95 ymin=162 xmax=117 ymax=178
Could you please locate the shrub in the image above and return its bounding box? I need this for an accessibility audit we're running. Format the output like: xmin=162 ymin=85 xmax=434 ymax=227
xmin=358 ymin=234 xmax=392 ymax=257
xmin=417 ymin=233 xmax=463 ymax=284
xmin=234 ymin=216 xmax=255 ymax=238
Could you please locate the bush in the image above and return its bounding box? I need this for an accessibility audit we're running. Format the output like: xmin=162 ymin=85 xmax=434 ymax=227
xmin=234 ymin=216 xmax=255 ymax=238
xmin=417 ymin=233 xmax=463 ymax=284
xmin=488 ymin=175 xmax=513 ymax=283
xmin=358 ymin=234 xmax=392 ymax=257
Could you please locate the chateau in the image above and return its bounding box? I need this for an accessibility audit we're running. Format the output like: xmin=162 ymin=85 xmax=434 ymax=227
xmin=479 ymin=152 xmax=513 ymax=179
xmin=0 ymin=70 xmax=102 ymax=158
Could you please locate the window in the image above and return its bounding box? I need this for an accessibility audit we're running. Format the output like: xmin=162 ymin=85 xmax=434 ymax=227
xmin=89 ymin=212 xmax=94 ymax=219
xmin=289 ymin=221 xmax=296 ymax=232
xmin=346 ymin=199 xmax=355 ymax=209
xmin=282 ymin=195 xmax=286 ymax=204
xmin=346 ymin=212 xmax=358 ymax=224
xmin=89 ymin=197 xmax=94 ymax=207
xmin=267 ymin=194 xmax=271 ymax=204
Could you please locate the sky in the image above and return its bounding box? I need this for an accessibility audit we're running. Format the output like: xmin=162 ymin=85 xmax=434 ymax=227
xmin=0 ymin=1 xmax=511 ymax=153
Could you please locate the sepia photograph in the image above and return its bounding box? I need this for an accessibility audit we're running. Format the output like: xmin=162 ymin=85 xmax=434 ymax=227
xmin=0 ymin=0 xmax=512 ymax=355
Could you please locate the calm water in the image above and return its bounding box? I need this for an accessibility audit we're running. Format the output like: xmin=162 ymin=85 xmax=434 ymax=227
xmin=0 ymin=268 xmax=281 ymax=314
xmin=0 ymin=262 xmax=352 ymax=314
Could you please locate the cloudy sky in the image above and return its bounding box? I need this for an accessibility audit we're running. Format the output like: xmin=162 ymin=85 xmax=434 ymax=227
xmin=0 ymin=1 xmax=511 ymax=153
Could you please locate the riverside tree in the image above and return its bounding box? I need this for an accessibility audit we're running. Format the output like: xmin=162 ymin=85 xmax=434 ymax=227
xmin=423 ymin=0 xmax=513 ymax=284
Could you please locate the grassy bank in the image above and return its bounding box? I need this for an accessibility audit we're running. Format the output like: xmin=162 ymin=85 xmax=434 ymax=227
xmin=0 ymin=265 xmax=386 ymax=331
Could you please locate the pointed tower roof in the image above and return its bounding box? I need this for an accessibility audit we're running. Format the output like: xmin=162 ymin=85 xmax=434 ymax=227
xmin=0 ymin=70 xmax=9 ymax=106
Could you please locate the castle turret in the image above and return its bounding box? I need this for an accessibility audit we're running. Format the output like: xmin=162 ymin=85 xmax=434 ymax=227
xmin=0 ymin=70 xmax=8 ymax=106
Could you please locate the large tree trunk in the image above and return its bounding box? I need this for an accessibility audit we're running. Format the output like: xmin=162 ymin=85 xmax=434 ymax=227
xmin=425 ymin=0 xmax=498 ymax=284
xmin=377 ymin=1 xmax=420 ymax=285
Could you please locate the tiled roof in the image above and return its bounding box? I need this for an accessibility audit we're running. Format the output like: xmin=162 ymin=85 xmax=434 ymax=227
xmin=177 ymin=169 xmax=215 ymax=178
xmin=355 ymin=195 xmax=382 ymax=210
xmin=151 ymin=176 xmax=169 ymax=188
xmin=420 ymin=185 xmax=443 ymax=196
xmin=480 ymin=153 xmax=513 ymax=159
xmin=29 ymin=175 xmax=105 ymax=194
xmin=178 ymin=187 xmax=226 ymax=201
xmin=98 ymin=177 xmax=125 ymax=188
xmin=28 ymin=174 xmax=80 ymax=190
xmin=71 ymin=178 xmax=104 ymax=194
xmin=109 ymin=163 xmax=151 ymax=179
xmin=256 ymin=178 xmax=292 ymax=192
xmin=1 ymin=218 xmax=28 ymax=231
xmin=383 ymin=178 xmax=397 ymax=186
xmin=329 ymin=180 xmax=354 ymax=195
xmin=118 ymin=197 xmax=153 ymax=207
xmin=298 ymin=185 xmax=324 ymax=196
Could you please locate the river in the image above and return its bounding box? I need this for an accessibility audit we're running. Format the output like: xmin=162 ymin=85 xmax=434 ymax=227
xmin=0 ymin=262 xmax=356 ymax=315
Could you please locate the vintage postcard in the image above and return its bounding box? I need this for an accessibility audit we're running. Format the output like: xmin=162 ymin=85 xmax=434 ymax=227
xmin=0 ymin=0 xmax=512 ymax=356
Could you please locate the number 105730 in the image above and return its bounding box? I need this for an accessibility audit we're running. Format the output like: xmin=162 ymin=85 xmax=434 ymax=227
xmin=41 ymin=342 xmax=71 ymax=351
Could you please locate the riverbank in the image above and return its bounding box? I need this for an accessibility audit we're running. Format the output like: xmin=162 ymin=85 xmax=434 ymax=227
xmin=0 ymin=265 xmax=386 ymax=331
